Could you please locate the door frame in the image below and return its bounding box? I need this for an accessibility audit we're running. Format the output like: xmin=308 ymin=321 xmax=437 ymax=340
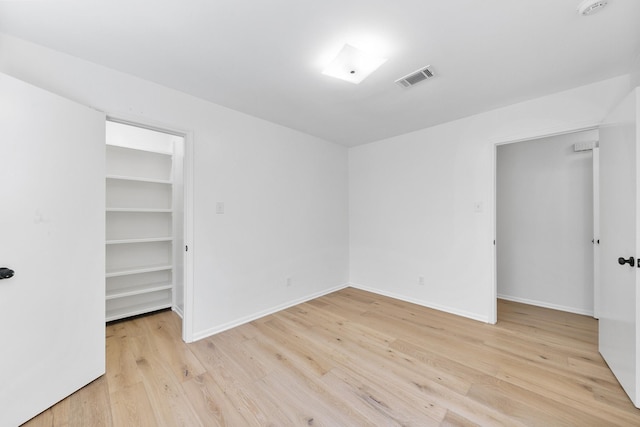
xmin=490 ymin=122 xmax=601 ymax=323
xmin=106 ymin=114 xmax=195 ymax=343
xmin=592 ymin=146 xmax=601 ymax=319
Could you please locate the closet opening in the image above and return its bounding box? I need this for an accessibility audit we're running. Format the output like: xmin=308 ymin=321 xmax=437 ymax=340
xmin=495 ymin=128 xmax=599 ymax=321
xmin=105 ymin=120 xmax=187 ymax=331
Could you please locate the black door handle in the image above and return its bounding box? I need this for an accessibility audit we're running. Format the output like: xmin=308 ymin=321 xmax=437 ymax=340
xmin=0 ymin=267 xmax=14 ymax=279
xmin=618 ymin=257 xmax=635 ymax=267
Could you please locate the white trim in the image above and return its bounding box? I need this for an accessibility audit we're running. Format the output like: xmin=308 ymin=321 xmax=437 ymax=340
xmin=182 ymin=130 xmax=195 ymax=342
xmin=497 ymin=294 xmax=594 ymax=317
xmin=592 ymin=146 xmax=601 ymax=319
xmin=191 ymin=283 xmax=350 ymax=342
xmin=172 ymin=305 xmax=184 ymax=319
xmin=349 ymin=283 xmax=490 ymax=323
xmin=489 ymin=120 xmax=601 ymax=147
xmin=489 ymin=141 xmax=498 ymax=324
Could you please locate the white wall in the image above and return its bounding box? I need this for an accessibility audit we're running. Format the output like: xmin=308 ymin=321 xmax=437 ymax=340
xmin=497 ymin=130 xmax=597 ymax=315
xmin=2 ymin=32 xmax=635 ymax=333
xmin=631 ymin=53 xmax=640 ymax=89
xmin=349 ymin=75 xmax=631 ymax=322
xmin=0 ymin=33 xmax=349 ymax=340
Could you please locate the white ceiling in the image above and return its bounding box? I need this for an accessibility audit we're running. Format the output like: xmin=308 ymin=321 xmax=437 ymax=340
xmin=0 ymin=0 xmax=638 ymax=146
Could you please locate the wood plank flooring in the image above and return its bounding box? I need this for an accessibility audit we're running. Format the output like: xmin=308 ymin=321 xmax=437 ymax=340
xmin=23 ymin=288 xmax=640 ymax=426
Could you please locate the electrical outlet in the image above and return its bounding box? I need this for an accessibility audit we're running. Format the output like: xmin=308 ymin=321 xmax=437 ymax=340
xmin=216 ymin=202 xmax=225 ymax=214
xmin=286 ymin=277 xmax=292 ymax=287
xmin=418 ymin=276 xmax=425 ymax=286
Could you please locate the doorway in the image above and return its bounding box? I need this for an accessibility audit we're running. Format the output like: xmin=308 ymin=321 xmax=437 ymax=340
xmin=105 ymin=120 xmax=188 ymax=333
xmin=496 ymin=129 xmax=598 ymax=318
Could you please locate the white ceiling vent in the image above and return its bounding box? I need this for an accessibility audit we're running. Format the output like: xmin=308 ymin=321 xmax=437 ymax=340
xmin=574 ymin=141 xmax=598 ymax=152
xmin=395 ymin=66 xmax=435 ymax=88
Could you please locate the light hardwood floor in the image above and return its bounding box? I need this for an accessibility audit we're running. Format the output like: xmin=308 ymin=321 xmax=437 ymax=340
xmin=24 ymin=288 xmax=640 ymax=426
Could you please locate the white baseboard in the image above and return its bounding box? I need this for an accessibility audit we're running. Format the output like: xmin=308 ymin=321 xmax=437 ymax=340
xmin=172 ymin=305 xmax=184 ymax=319
xmin=349 ymin=282 xmax=490 ymax=323
xmin=497 ymin=294 xmax=594 ymax=317
xmin=191 ymin=283 xmax=350 ymax=341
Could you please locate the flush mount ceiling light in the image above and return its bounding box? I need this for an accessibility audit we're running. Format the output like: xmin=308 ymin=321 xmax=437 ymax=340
xmin=577 ymin=0 xmax=608 ymax=15
xmin=322 ymin=44 xmax=387 ymax=84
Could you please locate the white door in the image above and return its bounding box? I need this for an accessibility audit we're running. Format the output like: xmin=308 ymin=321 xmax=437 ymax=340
xmin=599 ymin=87 xmax=639 ymax=407
xmin=0 ymin=73 xmax=106 ymax=425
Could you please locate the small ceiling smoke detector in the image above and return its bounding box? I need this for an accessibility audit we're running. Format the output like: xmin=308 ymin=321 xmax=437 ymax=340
xmin=577 ymin=0 xmax=608 ymax=16
xmin=395 ymin=66 xmax=435 ymax=88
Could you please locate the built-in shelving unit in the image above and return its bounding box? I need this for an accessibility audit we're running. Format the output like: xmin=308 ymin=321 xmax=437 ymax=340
xmin=105 ymin=128 xmax=176 ymax=322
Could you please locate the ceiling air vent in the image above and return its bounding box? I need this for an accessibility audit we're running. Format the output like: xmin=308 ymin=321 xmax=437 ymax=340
xmin=574 ymin=141 xmax=598 ymax=152
xmin=395 ymin=66 xmax=434 ymax=88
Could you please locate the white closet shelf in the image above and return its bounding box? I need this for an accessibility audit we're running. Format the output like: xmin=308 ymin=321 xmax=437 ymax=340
xmin=106 ymin=301 xmax=172 ymax=322
xmin=106 ymin=174 xmax=172 ymax=185
xmin=106 ymin=282 xmax=173 ymax=300
xmin=106 ymin=208 xmax=173 ymax=213
xmin=106 ymin=237 xmax=173 ymax=245
xmin=106 ymin=264 xmax=173 ymax=278
xmin=106 ymin=143 xmax=173 ymax=156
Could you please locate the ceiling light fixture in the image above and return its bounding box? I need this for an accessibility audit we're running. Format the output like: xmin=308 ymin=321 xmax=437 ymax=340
xmin=322 ymin=44 xmax=387 ymax=84
xmin=577 ymin=0 xmax=608 ymax=16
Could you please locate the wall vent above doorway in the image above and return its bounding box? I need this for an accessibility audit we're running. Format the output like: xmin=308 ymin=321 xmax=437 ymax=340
xmin=574 ymin=141 xmax=598 ymax=152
